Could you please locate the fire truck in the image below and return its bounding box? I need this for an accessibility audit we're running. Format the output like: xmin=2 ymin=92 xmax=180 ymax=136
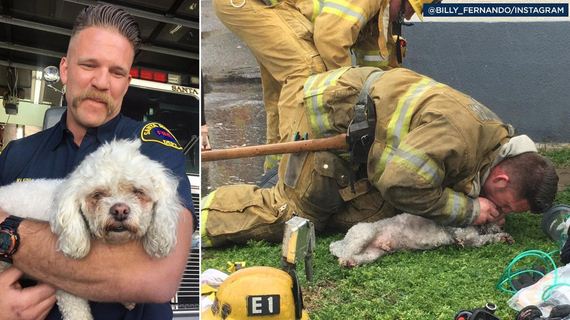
xmin=125 ymin=67 xmax=201 ymax=319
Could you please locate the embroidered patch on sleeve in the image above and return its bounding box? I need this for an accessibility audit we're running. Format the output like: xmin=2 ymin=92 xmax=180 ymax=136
xmin=140 ymin=122 xmax=182 ymax=150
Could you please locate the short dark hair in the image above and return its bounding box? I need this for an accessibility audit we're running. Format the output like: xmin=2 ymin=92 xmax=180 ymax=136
xmin=500 ymin=152 xmax=559 ymax=213
xmin=70 ymin=4 xmax=141 ymax=52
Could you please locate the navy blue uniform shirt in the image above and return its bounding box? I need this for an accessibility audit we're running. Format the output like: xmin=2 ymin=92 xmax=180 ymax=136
xmin=0 ymin=112 xmax=195 ymax=320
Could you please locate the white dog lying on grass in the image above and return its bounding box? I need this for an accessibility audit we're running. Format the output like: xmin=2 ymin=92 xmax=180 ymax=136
xmin=330 ymin=213 xmax=514 ymax=267
xmin=0 ymin=139 xmax=182 ymax=320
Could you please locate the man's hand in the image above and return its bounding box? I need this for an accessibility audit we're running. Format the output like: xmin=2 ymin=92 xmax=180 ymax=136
xmin=201 ymin=124 xmax=211 ymax=151
xmin=473 ymin=197 xmax=502 ymax=225
xmin=0 ymin=267 xmax=56 ymax=320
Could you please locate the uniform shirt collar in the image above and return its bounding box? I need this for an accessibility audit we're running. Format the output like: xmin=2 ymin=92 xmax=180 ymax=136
xmin=48 ymin=111 xmax=123 ymax=150
xmin=86 ymin=113 xmax=122 ymax=143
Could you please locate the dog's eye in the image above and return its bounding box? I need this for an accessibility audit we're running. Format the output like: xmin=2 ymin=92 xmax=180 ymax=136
xmin=90 ymin=191 xmax=104 ymax=200
xmin=133 ymin=188 xmax=146 ymax=197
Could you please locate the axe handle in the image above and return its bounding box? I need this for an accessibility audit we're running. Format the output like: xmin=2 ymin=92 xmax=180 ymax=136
xmin=202 ymin=133 xmax=348 ymax=162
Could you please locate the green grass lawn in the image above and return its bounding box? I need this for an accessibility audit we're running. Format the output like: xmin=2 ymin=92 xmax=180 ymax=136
xmin=201 ymin=150 xmax=570 ymax=319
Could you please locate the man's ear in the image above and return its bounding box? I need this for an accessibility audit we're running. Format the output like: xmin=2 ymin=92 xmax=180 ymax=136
xmin=59 ymin=56 xmax=68 ymax=85
xmin=493 ymin=173 xmax=510 ymax=189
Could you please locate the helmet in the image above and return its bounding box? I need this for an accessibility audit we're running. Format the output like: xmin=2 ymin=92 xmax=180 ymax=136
xmin=408 ymin=0 xmax=441 ymax=20
xmin=202 ymin=266 xmax=310 ymax=320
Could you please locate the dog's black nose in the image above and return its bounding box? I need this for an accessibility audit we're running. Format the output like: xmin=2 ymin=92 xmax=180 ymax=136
xmin=110 ymin=203 xmax=130 ymax=221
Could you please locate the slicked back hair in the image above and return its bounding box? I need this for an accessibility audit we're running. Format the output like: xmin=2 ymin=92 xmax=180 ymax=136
xmin=500 ymin=152 xmax=559 ymax=213
xmin=70 ymin=4 xmax=141 ymax=53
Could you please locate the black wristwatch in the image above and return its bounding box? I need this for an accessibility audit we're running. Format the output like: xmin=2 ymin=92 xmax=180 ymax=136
xmin=0 ymin=215 xmax=24 ymax=263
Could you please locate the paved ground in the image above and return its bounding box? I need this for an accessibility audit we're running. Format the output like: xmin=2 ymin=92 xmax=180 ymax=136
xmin=200 ymin=0 xmax=258 ymax=80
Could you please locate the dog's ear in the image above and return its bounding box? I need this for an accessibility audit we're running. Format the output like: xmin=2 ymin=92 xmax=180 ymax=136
xmin=50 ymin=180 xmax=92 ymax=259
xmin=143 ymin=168 xmax=181 ymax=258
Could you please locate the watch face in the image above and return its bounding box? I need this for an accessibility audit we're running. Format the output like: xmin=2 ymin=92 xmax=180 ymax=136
xmin=0 ymin=231 xmax=13 ymax=253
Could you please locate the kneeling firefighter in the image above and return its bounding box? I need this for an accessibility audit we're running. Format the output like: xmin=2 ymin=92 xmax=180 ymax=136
xmin=201 ymin=66 xmax=558 ymax=248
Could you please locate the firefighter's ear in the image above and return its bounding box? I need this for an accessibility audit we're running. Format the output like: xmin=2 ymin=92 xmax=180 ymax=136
xmin=492 ymin=173 xmax=509 ymax=189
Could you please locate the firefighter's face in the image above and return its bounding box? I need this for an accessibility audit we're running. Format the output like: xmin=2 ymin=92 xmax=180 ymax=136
xmin=485 ymin=187 xmax=530 ymax=216
xmin=60 ymin=26 xmax=133 ymax=130
xmin=482 ymin=171 xmax=530 ymax=216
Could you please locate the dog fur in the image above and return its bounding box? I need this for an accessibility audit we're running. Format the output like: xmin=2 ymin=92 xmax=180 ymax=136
xmin=330 ymin=213 xmax=514 ymax=267
xmin=0 ymin=139 xmax=182 ymax=320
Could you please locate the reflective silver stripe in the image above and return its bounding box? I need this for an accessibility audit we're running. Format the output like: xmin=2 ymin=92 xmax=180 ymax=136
xmin=390 ymin=79 xmax=437 ymax=148
xmin=303 ymin=68 xmax=350 ymax=135
xmin=361 ymin=55 xmax=382 ymax=62
xmin=354 ymin=49 xmax=384 ymax=62
xmin=442 ymin=190 xmax=466 ymax=225
xmin=354 ymin=70 xmax=385 ymax=109
xmin=354 ymin=50 xmax=390 ymax=67
xmin=322 ymin=0 xmax=366 ymax=25
xmin=374 ymin=79 xmax=441 ymax=180
xmin=393 ymin=143 xmax=443 ymax=185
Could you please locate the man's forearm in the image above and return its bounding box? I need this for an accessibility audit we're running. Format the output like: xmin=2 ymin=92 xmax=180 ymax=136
xmin=6 ymin=209 xmax=193 ymax=303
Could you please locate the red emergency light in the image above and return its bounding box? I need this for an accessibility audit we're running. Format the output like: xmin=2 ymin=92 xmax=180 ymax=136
xmin=129 ymin=67 xmax=168 ymax=83
xmin=129 ymin=67 xmax=139 ymax=78
xmin=153 ymin=71 xmax=167 ymax=83
xmin=140 ymin=68 xmax=154 ymax=81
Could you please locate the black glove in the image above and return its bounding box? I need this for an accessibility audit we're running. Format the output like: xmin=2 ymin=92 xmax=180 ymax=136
xmin=516 ymin=304 xmax=570 ymax=320
xmin=455 ymin=303 xmax=499 ymax=320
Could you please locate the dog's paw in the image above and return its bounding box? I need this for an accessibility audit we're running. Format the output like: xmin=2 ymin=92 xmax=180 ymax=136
xmin=500 ymin=233 xmax=515 ymax=244
xmin=122 ymin=302 xmax=136 ymax=310
xmin=338 ymin=257 xmax=358 ymax=268
xmin=378 ymin=243 xmax=393 ymax=252
xmin=454 ymin=238 xmax=465 ymax=248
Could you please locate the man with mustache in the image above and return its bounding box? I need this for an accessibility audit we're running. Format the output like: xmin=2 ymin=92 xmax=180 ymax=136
xmin=0 ymin=4 xmax=195 ymax=320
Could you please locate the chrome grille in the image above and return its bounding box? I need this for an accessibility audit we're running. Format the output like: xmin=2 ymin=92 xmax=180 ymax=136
xmin=172 ymin=190 xmax=200 ymax=314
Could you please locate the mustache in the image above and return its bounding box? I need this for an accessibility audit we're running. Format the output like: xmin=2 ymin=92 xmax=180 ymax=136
xmin=79 ymin=90 xmax=111 ymax=106
xmin=72 ymin=90 xmax=114 ymax=114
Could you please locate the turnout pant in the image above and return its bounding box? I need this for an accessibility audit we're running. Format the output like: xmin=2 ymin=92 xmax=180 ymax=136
xmin=201 ymin=77 xmax=398 ymax=246
xmin=213 ymin=0 xmax=326 ymax=170
xmin=201 ymin=153 xmax=397 ymax=247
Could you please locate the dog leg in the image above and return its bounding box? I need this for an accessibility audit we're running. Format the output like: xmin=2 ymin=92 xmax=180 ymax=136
xmin=341 ymin=246 xmax=388 ymax=267
xmin=451 ymin=227 xmax=514 ymax=247
xmin=330 ymin=222 xmax=377 ymax=258
xmin=466 ymin=232 xmax=515 ymax=247
xmin=56 ymin=290 xmax=93 ymax=320
xmin=330 ymin=221 xmax=391 ymax=267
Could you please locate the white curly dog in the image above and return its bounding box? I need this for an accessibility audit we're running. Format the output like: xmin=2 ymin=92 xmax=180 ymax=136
xmin=0 ymin=139 xmax=182 ymax=320
xmin=330 ymin=213 xmax=514 ymax=267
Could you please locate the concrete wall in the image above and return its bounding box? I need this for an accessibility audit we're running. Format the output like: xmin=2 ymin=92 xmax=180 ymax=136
xmin=404 ymin=22 xmax=569 ymax=143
